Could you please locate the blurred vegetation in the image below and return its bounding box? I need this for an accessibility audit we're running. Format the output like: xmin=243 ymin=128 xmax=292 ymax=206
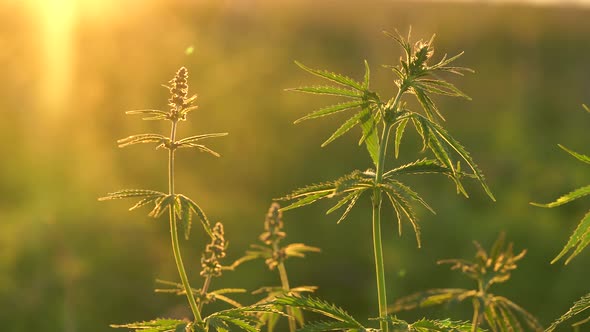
xmin=1 ymin=0 xmax=589 ymax=331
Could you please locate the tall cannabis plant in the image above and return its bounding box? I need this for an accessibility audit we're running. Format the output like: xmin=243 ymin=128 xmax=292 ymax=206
xmin=391 ymin=233 xmax=542 ymax=332
xmin=279 ymin=29 xmax=494 ymax=331
xmin=100 ymin=68 xmax=274 ymax=331
xmin=532 ymin=105 xmax=590 ymax=331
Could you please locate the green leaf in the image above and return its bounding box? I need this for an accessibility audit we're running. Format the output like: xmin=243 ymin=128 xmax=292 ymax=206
xmin=288 ymin=85 xmax=363 ymax=98
xmin=583 ymin=104 xmax=589 ymax=113
xmin=383 ymin=188 xmax=421 ymax=247
xmin=531 ymin=185 xmax=590 ymax=208
xmin=110 ymin=318 xmax=187 ymax=332
xmin=294 ymin=100 xmax=364 ymax=124
xmin=394 ymin=118 xmax=409 ymax=158
xmin=413 ymin=113 xmax=495 ymax=200
xmin=547 ymin=293 xmax=590 ymax=332
xmin=359 ymin=107 xmax=381 ymax=167
xmin=173 ymin=195 xmax=192 ymax=240
xmin=383 ymin=29 xmax=412 ymax=57
xmin=178 ymin=194 xmax=213 ymax=238
xmin=335 ymin=190 xmax=364 ymax=224
xmin=176 ymin=133 xmax=229 ymax=145
xmin=363 ymin=60 xmax=370 ymax=89
xmin=326 ymin=191 xmax=359 ymax=215
xmin=383 ymin=159 xmax=454 ymax=178
xmin=272 ymin=295 xmax=365 ymax=329
xmin=381 ymin=180 xmax=435 ymax=214
xmin=283 ymin=243 xmax=321 ymax=258
xmin=117 ymin=134 xmax=169 ymax=148
xmin=558 ymin=144 xmax=590 ymax=165
xmin=280 ymin=192 xmax=333 ymax=211
xmin=125 ymin=109 xmax=169 ymax=121
xmin=390 ymin=288 xmax=474 ymax=313
xmin=491 ymin=295 xmax=543 ymax=331
xmin=413 ymin=87 xmax=446 ymax=122
xmin=408 ymin=318 xmax=476 ymax=332
xmin=99 ymin=189 xmax=168 ymax=216
xmin=148 ymin=195 xmax=175 ymax=218
xmin=294 ymin=61 xmax=365 ymax=91
xmin=206 ymin=305 xmax=284 ymax=332
xmin=321 ymin=109 xmax=366 ymax=147
xmin=551 ymin=210 xmax=590 ymax=264
xmin=175 ymin=142 xmax=222 ymax=157
xmin=296 ymin=320 xmax=364 ymax=332
xmin=415 ymin=78 xmax=471 ymax=100
xmin=99 ymin=189 xmax=166 ymax=201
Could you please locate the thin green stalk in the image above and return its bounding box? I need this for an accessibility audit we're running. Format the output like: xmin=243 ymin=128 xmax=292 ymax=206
xmin=168 ymin=119 xmax=203 ymax=324
xmin=197 ymin=275 xmax=212 ymax=312
xmin=372 ymin=89 xmax=405 ymax=332
xmin=277 ymin=262 xmax=297 ymax=332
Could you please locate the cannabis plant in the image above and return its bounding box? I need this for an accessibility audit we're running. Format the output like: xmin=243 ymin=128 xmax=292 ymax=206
xmin=232 ymin=202 xmax=320 ymax=331
xmin=99 ymin=67 xmax=274 ymax=331
xmin=279 ymin=29 xmax=494 ymax=331
xmin=391 ymin=233 xmax=542 ymax=332
xmin=532 ymin=105 xmax=590 ymax=331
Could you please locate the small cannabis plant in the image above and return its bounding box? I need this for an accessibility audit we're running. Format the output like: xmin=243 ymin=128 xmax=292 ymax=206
xmin=532 ymin=105 xmax=590 ymax=331
xmin=391 ymin=233 xmax=542 ymax=332
xmin=99 ymin=67 xmax=274 ymax=331
xmin=279 ymin=29 xmax=495 ymax=331
xmin=232 ymin=202 xmax=320 ymax=332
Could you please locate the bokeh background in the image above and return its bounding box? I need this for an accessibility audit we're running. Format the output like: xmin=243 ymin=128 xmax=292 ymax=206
xmin=2 ymin=0 xmax=590 ymax=330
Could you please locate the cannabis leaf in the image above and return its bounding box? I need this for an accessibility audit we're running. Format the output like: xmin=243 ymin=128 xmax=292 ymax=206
xmin=288 ymin=60 xmax=381 ymax=166
xmin=531 ymin=105 xmax=590 ymax=264
xmin=110 ymin=318 xmax=188 ymax=332
xmin=546 ymin=293 xmax=590 ymax=332
xmin=533 ymin=105 xmax=590 ymax=332
xmin=273 ymin=295 xmax=367 ymax=331
xmin=382 ymin=316 xmax=478 ymax=332
xmin=204 ymin=305 xmax=285 ymax=332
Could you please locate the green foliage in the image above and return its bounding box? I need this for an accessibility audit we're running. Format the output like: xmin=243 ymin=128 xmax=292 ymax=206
xmin=531 ymin=105 xmax=590 ymax=264
xmin=204 ymin=305 xmax=283 ymax=332
xmin=546 ymin=293 xmax=590 ymax=332
xmin=273 ymin=296 xmax=367 ymax=331
xmin=382 ymin=317 xmax=477 ymax=332
xmin=111 ymin=318 xmax=188 ymax=332
xmin=533 ymin=105 xmax=590 ymax=332
xmin=272 ymin=296 xmax=479 ymax=332
xmin=391 ymin=234 xmax=542 ymax=332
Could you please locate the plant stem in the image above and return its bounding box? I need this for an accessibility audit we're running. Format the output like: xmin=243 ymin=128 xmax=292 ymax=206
xmin=371 ymin=191 xmax=388 ymax=332
xmin=372 ymin=89 xmax=405 ymax=332
xmin=168 ymin=119 xmax=203 ymax=324
xmin=277 ymin=262 xmax=297 ymax=332
xmin=197 ymin=275 xmax=212 ymax=312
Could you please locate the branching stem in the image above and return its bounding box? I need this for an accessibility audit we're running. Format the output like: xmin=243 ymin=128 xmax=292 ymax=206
xmin=168 ymin=118 xmax=203 ymax=324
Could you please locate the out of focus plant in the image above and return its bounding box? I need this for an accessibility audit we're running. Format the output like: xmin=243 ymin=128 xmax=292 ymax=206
xmin=278 ymin=29 xmax=494 ymax=331
xmin=532 ymin=105 xmax=590 ymax=331
xmin=391 ymin=233 xmax=542 ymax=332
xmin=232 ymin=202 xmax=319 ymax=332
xmin=99 ymin=67 xmax=275 ymax=331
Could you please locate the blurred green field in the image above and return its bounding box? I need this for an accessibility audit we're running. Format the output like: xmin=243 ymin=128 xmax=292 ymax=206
xmin=1 ymin=0 xmax=590 ymax=330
